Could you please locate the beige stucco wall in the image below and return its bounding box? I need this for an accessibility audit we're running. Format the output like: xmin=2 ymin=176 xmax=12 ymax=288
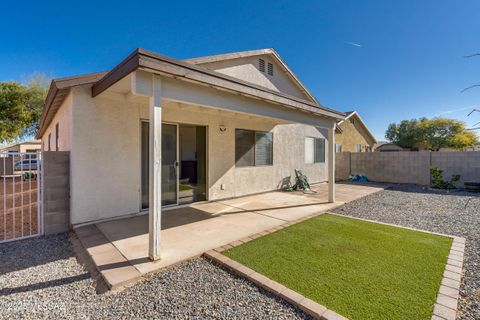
xmin=41 ymin=92 xmax=73 ymax=152
xmin=335 ymin=117 xmax=375 ymax=152
xmin=67 ymin=78 xmax=332 ymax=225
xmin=198 ymin=55 xmax=312 ymax=101
xmin=70 ymin=86 xmax=142 ymax=225
xmin=18 ymin=143 xmax=42 ymax=153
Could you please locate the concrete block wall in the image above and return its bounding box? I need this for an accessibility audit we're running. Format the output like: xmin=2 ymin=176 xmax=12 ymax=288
xmin=43 ymin=151 xmax=70 ymax=235
xmin=336 ymin=151 xmax=480 ymax=186
xmin=432 ymin=152 xmax=480 ymax=185
xmin=335 ymin=152 xmax=351 ymax=180
xmin=0 ymin=156 xmax=14 ymax=176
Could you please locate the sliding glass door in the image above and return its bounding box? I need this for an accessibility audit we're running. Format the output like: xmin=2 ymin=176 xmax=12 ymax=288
xmin=141 ymin=122 xmax=178 ymax=208
xmin=161 ymin=124 xmax=178 ymax=206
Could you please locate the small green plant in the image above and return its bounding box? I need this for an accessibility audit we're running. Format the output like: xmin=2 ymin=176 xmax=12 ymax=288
xmin=430 ymin=166 xmax=460 ymax=189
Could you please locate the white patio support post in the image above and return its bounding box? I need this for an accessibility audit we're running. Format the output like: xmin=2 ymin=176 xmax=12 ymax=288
xmin=149 ymin=75 xmax=162 ymax=261
xmin=327 ymin=125 xmax=336 ymax=203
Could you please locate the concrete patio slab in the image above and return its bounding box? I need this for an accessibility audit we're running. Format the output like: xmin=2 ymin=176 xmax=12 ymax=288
xmin=75 ymin=182 xmax=386 ymax=289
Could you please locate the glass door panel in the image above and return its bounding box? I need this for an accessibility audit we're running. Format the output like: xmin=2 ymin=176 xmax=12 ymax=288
xmin=162 ymin=124 xmax=178 ymax=206
xmin=141 ymin=122 xmax=149 ymax=209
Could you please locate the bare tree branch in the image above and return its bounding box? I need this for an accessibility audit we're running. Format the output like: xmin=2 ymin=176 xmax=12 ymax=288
xmin=461 ymin=85 xmax=480 ymax=93
xmin=467 ymin=109 xmax=480 ymax=116
xmin=464 ymin=53 xmax=480 ymax=58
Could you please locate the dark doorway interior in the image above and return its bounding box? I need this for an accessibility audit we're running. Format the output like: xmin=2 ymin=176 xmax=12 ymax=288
xmin=179 ymin=125 xmax=207 ymax=204
xmin=141 ymin=122 xmax=207 ymax=209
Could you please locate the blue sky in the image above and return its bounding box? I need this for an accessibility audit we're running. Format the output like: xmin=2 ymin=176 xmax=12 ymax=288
xmin=2 ymin=0 xmax=480 ymax=140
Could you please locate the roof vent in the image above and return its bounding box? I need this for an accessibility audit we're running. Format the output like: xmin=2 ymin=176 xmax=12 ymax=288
xmin=267 ymin=62 xmax=274 ymax=76
xmin=259 ymin=59 xmax=265 ymax=72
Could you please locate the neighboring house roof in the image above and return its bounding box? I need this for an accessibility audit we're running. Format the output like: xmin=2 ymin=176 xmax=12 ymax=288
xmin=36 ymin=48 xmax=345 ymax=138
xmin=374 ymin=142 xmax=403 ymax=150
xmin=0 ymin=140 xmax=42 ymax=152
xmin=335 ymin=111 xmax=377 ymax=144
xmin=183 ymin=48 xmax=318 ymax=103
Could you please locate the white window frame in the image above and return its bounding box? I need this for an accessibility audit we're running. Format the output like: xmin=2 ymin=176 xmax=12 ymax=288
xmin=235 ymin=129 xmax=273 ymax=167
xmin=305 ymin=137 xmax=326 ymax=164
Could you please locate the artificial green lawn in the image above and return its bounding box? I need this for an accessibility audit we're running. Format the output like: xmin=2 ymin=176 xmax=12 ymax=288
xmin=223 ymin=214 xmax=452 ymax=320
xmin=179 ymin=184 xmax=193 ymax=191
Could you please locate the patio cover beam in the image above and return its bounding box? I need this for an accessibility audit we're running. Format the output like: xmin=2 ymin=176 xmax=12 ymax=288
xmin=149 ymin=75 xmax=162 ymax=261
xmin=328 ymin=126 xmax=336 ymax=203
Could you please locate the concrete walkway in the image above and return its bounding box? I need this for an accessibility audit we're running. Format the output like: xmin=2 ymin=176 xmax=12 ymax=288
xmin=75 ymin=182 xmax=386 ymax=289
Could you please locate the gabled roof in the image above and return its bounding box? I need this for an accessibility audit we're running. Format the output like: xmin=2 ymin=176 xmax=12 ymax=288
xmin=37 ymin=48 xmax=345 ymax=138
xmin=335 ymin=111 xmax=377 ymax=144
xmin=183 ymin=48 xmax=317 ymax=103
xmin=37 ymin=71 xmax=108 ymax=138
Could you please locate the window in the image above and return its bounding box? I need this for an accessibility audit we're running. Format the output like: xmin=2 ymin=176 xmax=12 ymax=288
xmin=258 ymin=59 xmax=265 ymax=72
xmin=235 ymin=129 xmax=273 ymax=167
xmin=335 ymin=144 xmax=342 ymax=153
xmin=255 ymin=131 xmax=273 ymax=165
xmin=267 ymin=62 xmax=274 ymax=76
xmin=48 ymin=133 xmax=51 ymax=151
xmin=305 ymin=137 xmax=325 ymax=163
xmin=315 ymin=138 xmax=325 ymax=163
xmin=305 ymin=137 xmax=314 ymax=164
xmin=355 ymin=144 xmax=362 ymax=152
xmin=55 ymin=123 xmax=59 ymax=151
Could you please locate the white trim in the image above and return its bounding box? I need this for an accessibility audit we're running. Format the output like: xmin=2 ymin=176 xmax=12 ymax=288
xmin=148 ymin=75 xmax=162 ymax=261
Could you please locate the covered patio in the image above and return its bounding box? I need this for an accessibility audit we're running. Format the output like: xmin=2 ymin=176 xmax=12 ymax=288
xmin=74 ymin=182 xmax=386 ymax=289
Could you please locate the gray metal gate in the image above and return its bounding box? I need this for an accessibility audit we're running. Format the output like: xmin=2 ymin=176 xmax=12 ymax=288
xmin=0 ymin=151 xmax=43 ymax=243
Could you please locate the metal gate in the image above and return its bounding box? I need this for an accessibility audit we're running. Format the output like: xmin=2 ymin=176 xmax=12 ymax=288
xmin=0 ymin=151 xmax=43 ymax=243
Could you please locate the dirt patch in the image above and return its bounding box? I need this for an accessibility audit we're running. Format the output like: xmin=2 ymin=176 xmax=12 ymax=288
xmin=0 ymin=177 xmax=39 ymax=241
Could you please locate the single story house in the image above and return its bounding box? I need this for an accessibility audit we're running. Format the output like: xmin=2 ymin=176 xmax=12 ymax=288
xmin=374 ymin=142 xmax=404 ymax=152
xmin=36 ymin=48 xmax=345 ymax=260
xmin=334 ymin=111 xmax=376 ymax=152
xmin=0 ymin=140 xmax=42 ymax=155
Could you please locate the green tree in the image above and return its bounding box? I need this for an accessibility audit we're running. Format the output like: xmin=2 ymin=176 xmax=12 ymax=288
xmin=385 ymin=117 xmax=478 ymax=151
xmin=0 ymin=74 xmax=48 ymax=143
xmin=417 ymin=117 xmax=478 ymax=151
xmin=385 ymin=118 xmax=421 ymax=148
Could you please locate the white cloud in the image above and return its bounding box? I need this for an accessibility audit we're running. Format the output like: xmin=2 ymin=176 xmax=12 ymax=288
xmin=344 ymin=41 xmax=362 ymax=48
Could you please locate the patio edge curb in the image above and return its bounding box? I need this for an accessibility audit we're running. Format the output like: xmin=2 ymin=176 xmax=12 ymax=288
xmin=203 ymin=212 xmax=348 ymax=320
xmin=324 ymin=212 xmax=465 ymax=320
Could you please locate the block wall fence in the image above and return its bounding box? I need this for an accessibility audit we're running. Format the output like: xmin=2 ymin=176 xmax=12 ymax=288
xmin=336 ymin=151 xmax=480 ymax=186
xmin=43 ymin=151 xmax=70 ymax=235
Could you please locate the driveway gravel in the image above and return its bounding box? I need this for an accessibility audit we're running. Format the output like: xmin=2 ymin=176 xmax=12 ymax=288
xmin=0 ymin=234 xmax=309 ymax=319
xmin=332 ymin=184 xmax=480 ymax=320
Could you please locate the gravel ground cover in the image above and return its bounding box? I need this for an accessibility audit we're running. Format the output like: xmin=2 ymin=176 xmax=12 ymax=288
xmin=0 ymin=233 xmax=309 ymax=319
xmin=332 ymin=184 xmax=480 ymax=320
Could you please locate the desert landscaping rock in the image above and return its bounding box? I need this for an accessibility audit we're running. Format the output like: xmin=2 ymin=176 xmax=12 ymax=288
xmin=332 ymin=184 xmax=480 ymax=320
xmin=0 ymin=234 xmax=309 ymax=319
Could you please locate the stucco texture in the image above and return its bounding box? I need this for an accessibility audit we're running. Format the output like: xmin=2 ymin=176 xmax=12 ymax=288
xmin=198 ymin=55 xmax=312 ymax=101
xmin=335 ymin=117 xmax=375 ymax=152
xmin=70 ymin=89 xmax=331 ymax=224
xmin=41 ymin=91 xmax=73 ymax=152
